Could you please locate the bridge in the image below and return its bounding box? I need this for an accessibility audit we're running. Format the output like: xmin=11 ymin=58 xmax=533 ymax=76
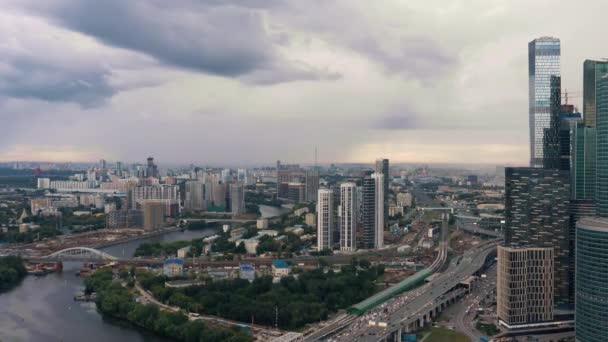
xmin=42 ymin=247 xmax=118 ymax=262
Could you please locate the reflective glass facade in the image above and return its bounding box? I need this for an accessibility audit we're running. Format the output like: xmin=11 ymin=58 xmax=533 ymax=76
xmin=596 ymin=76 xmax=608 ymax=216
xmin=504 ymin=167 xmax=572 ymax=308
xmin=529 ymin=37 xmax=560 ymax=168
xmin=575 ymin=218 xmax=608 ymax=342
xmin=583 ymin=60 xmax=608 ymax=128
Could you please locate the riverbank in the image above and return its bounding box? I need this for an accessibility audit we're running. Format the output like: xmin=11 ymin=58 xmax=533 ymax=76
xmin=0 ymin=256 xmax=27 ymax=293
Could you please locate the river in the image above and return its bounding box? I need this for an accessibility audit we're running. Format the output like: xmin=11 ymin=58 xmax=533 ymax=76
xmin=0 ymin=228 xmax=218 ymax=342
xmin=258 ymin=204 xmax=290 ymax=219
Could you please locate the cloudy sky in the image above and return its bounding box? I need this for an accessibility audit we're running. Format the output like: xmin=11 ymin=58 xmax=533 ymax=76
xmin=1 ymin=0 xmax=607 ymax=166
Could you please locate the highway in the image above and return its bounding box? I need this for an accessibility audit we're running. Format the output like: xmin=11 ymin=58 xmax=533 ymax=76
xmin=330 ymin=241 xmax=497 ymax=342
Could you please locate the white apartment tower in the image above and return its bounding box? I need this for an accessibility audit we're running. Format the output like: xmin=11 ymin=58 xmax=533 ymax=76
xmin=340 ymin=183 xmax=357 ymax=251
xmin=317 ymin=189 xmax=334 ymax=252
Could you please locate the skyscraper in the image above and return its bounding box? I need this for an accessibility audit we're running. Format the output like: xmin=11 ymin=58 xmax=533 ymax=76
xmin=340 ymin=182 xmax=357 ymax=251
xmin=374 ymin=158 xmax=389 ymax=223
xmin=575 ymin=217 xmax=608 ymax=342
xmin=230 ymin=183 xmax=245 ymax=215
xmin=503 ymin=167 xmax=572 ymax=309
xmin=184 ymin=181 xmax=206 ymax=212
xmin=143 ymin=200 xmax=164 ymax=231
xmin=305 ymin=169 xmax=320 ymax=203
xmin=595 ymin=75 xmax=608 ymax=216
xmin=317 ymin=189 xmax=333 ymax=252
xmin=583 ymin=59 xmax=608 ymax=128
xmin=146 ymin=157 xmax=159 ymax=178
xmin=362 ymin=172 xmax=384 ymax=249
xmin=529 ymin=37 xmax=561 ymax=168
xmin=542 ymin=76 xmax=562 ymax=169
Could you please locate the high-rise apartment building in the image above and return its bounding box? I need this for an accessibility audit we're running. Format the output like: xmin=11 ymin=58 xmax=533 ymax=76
xmin=230 ymin=183 xmax=245 ymax=215
xmin=375 ymin=159 xmax=389 ymax=223
xmin=503 ymin=167 xmax=572 ymax=309
xmin=305 ymin=170 xmax=320 ymax=203
xmin=362 ymin=172 xmax=384 ymax=249
xmin=340 ymin=183 xmax=357 ymax=251
xmin=143 ymin=201 xmax=164 ymax=231
xmin=575 ymin=217 xmax=608 ymax=342
xmin=317 ymin=189 xmax=333 ymax=252
xmin=184 ymin=181 xmax=206 ymax=212
xmin=529 ymin=37 xmax=561 ymax=168
xmin=497 ymin=245 xmax=554 ymax=328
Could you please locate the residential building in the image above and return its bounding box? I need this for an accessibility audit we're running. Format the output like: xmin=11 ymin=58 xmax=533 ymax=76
xmin=340 ymin=182 xmax=357 ymax=251
xmin=503 ymin=167 xmax=572 ymax=309
xmin=257 ymin=219 xmax=269 ymax=229
xmin=287 ymin=183 xmax=305 ymax=203
xmin=375 ymin=158 xmax=389 ymax=223
xmin=575 ymin=217 xmax=608 ymax=342
xmin=529 ymin=37 xmax=561 ymax=167
xmin=106 ymin=209 xmax=143 ymax=229
xmin=305 ymin=170 xmax=320 ymax=203
xmin=362 ymin=172 xmax=384 ymax=249
xmin=184 ymin=181 xmax=205 ymax=212
xmin=143 ymin=201 xmax=164 ymax=231
xmin=36 ymin=178 xmax=50 ymax=189
xmin=177 ymin=246 xmax=191 ymax=259
xmin=317 ymin=189 xmax=334 ymax=251
xmin=230 ymin=183 xmax=245 ymax=215
xmin=497 ymin=245 xmax=554 ymax=328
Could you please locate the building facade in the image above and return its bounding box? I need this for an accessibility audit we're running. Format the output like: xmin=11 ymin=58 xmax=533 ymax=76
xmin=529 ymin=37 xmax=561 ymax=168
xmin=184 ymin=181 xmax=205 ymax=212
xmin=305 ymin=170 xmax=320 ymax=203
xmin=143 ymin=200 xmax=164 ymax=231
xmin=317 ymin=189 xmax=334 ymax=252
xmin=375 ymin=159 xmax=389 ymax=223
xmin=583 ymin=59 xmax=608 ymax=128
xmin=230 ymin=183 xmax=245 ymax=215
xmin=575 ymin=217 xmax=608 ymax=342
xmin=497 ymin=245 xmax=554 ymax=327
xmin=595 ymin=75 xmax=608 ymax=216
xmin=340 ymin=182 xmax=357 ymax=251
xmin=362 ymin=172 xmax=384 ymax=249
xmin=504 ymin=167 xmax=572 ymax=308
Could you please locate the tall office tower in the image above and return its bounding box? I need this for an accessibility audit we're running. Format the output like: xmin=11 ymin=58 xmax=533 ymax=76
xmin=374 ymin=159 xmax=389 ymax=224
xmin=230 ymin=183 xmax=245 ymax=215
xmin=542 ymin=76 xmax=562 ymax=169
xmin=317 ymin=189 xmax=334 ymax=252
xmin=305 ymin=170 xmax=320 ymax=203
xmin=116 ymin=161 xmax=123 ymax=176
xmin=184 ymin=181 xmax=205 ymax=212
xmin=99 ymin=159 xmax=107 ymax=170
xmin=362 ymin=172 xmax=384 ymax=249
xmin=575 ymin=217 xmax=608 ymax=342
xmin=142 ymin=201 xmax=164 ymax=231
xmin=595 ymin=75 xmax=608 ymax=216
xmin=572 ymin=122 xmax=597 ymax=200
xmin=503 ymin=167 xmax=572 ymax=309
xmin=145 ymin=157 xmax=159 ymax=178
xmin=340 ymin=183 xmax=357 ymax=251
xmin=558 ymin=108 xmax=583 ymax=172
xmin=497 ymin=246 xmax=554 ymax=328
xmin=529 ymin=37 xmax=560 ymax=168
xmin=583 ymin=60 xmax=608 ymax=128
xmin=237 ymin=168 xmax=248 ymax=184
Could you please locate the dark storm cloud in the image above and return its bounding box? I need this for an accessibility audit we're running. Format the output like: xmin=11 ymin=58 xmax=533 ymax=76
xmin=351 ymin=36 xmax=458 ymax=83
xmin=38 ymin=0 xmax=326 ymax=83
xmin=0 ymin=58 xmax=114 ymax=107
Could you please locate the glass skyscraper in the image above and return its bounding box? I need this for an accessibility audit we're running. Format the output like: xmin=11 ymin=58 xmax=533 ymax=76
xmin=583 ymin=60 xmax=608 ymax=128
xmin=575 ymin=218 xmax=608 ymax=342
xmin=529 ymin=37 xmax=561 ymax=168
xmin=596 ymin=75 xmax=608 ymax=216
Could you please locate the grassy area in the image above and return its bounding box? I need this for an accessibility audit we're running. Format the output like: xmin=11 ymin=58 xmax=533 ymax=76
xmin=476 ymin=322 xmax=499 ymax=336
xmin=420 ymin=327 xmax=470 ymax=342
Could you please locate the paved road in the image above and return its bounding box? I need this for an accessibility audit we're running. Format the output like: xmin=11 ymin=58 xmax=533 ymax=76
xmin=332 ymin=242 xmax=497 ymax=342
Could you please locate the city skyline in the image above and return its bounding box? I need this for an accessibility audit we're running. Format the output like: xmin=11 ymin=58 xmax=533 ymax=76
xmin=2 ymin=1 xmax=608 ymax=165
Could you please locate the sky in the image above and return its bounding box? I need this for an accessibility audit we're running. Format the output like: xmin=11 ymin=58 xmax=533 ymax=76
xmin=1 ymin=0 xmax=608 ymax=166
